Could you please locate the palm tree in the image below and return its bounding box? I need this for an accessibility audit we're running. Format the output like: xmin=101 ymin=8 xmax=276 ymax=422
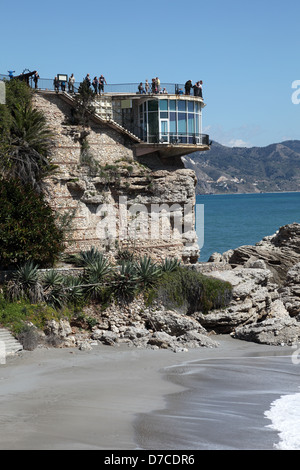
xmin=0 ymin=80 xmax=55 ymax=192
xmin=5 ymin=102 xmax=54 ymax=192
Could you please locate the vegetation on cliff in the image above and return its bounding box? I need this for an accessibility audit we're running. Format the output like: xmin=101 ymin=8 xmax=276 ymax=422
xmin=0 ymin=79 xmax=55 ymax=192
xmin=0 ymin=178 xmax=65 ymax=268
xmin=0 ymin=80 xmax=65 ymax=268
xmin=0 ymin=249 xmax=233 ymax=343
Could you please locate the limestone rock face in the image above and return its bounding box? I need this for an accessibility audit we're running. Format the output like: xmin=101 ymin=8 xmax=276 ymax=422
xmin=193 ymin=267 xmax=278 ymax=333
xmin=209 ymin=223 xmax=300 ymax=285
xmin=234 ymin=316 xmax=300 ymax=346
xmin=279 ymin=263 xmax=300 ymax=316
xmin=193 ymin=243 xmax=300 ymax=346
xmin=42 ymin=301 xmax=218 ymax=352
xmin=33 ymin=92 xmax=199 ymax=263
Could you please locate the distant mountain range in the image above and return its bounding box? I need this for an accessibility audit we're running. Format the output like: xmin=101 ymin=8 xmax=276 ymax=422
xmin=183 ymin=140 xmax=300 ymax=194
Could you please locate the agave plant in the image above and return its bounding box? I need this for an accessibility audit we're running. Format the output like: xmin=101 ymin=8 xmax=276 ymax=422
xmin=62 ymin=275 xmax=85 ymax=306
xmin=115 ymin=248 xmax=135 ymax=262
xmin=136 ymin=256 xmax=162 ymax=289
xmin=65 ymin=247 xmax=105 ymax=268
xmin=42 ymin=269 xmax=66 ymax=309
xmin=6 ymin=261 xmax=45 ymax=303
xmin=160 ymin=257 xmax=181 ymax=273
xmin=110 ymin=261 xmax=139 ymax=302
xmin=82 ymin=257 xmax=112 ymax=300
xmin=42 ymin=269 xmax=65 ymax=290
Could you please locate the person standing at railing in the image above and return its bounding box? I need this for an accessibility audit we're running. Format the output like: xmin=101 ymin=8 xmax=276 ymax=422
xmin=98 ymin=75 xmax=107 ymax=95
xmin=85 ymin=74 xmax=91 ymax=88
xmin=138 ymin=82 xmax=146 ymax=94
xmin=33 ymin=71 xmax=40 ymax=89
xmin=92 ymin=76 xmax=98 ymax=94
xmin=151 ymin=78 xmax=156 ymax=93
xmin=68 ymin=73 xmax=75 ymax=93
xmin=145 ymin=79 xmax=149 ymax=94
xmin=184 ymin=79 xmax=193 ymax=95
xmin=193 ymin=81 xmax=200 ymax=96
xmin=53 ymin=76 xmax=59 ymax=93
xmin=193 ymin=80 xmax=203 ymax=98
xmin=156 ymin=77 xmax=160 ymax=93
xmin=199 ymin=80 xmax=203 ymax=98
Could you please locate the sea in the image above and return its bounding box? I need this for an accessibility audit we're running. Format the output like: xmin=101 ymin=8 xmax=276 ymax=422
xmin=136 ymin=192 xmax=300 ymax=451
xmin=197 ymin=192 xmax=300 ymax=450
xmin=196 ymin=192 xmax=300 ymax=262
xmin=135 ymin=341 xmax=300 ymax=450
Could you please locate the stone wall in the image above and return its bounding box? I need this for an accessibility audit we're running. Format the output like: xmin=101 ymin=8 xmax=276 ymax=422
xmin=33 ymin=92 xmax=199 ymax=263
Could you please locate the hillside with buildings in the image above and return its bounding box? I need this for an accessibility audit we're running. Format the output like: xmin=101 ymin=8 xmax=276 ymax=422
xmin=184 ymin=140 xmax=300 ymax=194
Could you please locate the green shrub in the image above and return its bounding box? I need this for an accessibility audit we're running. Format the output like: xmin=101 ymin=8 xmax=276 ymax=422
xmin=0 ymin=293 xmax=69 ymax=335
xmin=146 ymin=267 xmax=232 ymax=315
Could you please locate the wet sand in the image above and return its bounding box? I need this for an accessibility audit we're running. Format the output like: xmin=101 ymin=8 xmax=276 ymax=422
xmin=135 ymin=339 xmax=297 ymax=450
xmin=0 ymin=336 xmax=295 ymax=450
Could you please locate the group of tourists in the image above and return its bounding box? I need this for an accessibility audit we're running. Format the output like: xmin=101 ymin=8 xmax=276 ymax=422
xmin=138 ymin=78 xmax=166 ymax=95
xmin=137 ymin=78 xmax=203 ymax=97
xmin=53 ymin=73 xmax=75 ymax=93
xmin=53 ymin=73 xmax=107 ymax=95
xmin=85 ymin=74 xmax=107 ymax=95
xmin=184 ymin=80 xmax=203 ymax=97
xmin=35 ymin=71 xmax=203 ymax=98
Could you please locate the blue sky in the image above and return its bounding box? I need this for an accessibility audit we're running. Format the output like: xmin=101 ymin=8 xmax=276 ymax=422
xmin=2 ymin=0 xmax=300 ymax=147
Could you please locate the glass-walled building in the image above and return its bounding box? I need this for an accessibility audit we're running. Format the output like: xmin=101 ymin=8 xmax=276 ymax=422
xmin=138 ymin=96 xmax=206 ymax=145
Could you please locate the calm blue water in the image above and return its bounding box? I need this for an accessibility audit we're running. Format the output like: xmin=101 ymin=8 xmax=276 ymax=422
xmin=196 ymin=192 xmax=300 ymax=262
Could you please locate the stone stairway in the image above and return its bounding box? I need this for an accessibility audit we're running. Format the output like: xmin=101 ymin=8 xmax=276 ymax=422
xmin=0 ymin=328 xmax=23 ymax=359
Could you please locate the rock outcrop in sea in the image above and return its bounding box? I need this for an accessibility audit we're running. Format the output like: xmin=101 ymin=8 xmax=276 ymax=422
xmin=204 ymin=223 xmax=300 ymax=346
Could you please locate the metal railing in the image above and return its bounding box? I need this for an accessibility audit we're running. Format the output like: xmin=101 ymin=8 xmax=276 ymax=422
xmin=145 ymin=133 xmax=210 ymax=145
xmin=0 ymin=74 xmax=202 ymax=97
xmin=0 ymin=73 xmax=209 ymax=145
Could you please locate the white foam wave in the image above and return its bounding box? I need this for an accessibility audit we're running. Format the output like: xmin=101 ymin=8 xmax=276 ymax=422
xmin=265 ymin=390 xmax=300 ymax=450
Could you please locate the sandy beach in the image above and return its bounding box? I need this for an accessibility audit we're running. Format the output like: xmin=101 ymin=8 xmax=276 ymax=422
xmin=0 ymin=336 xmax=296 ymax=450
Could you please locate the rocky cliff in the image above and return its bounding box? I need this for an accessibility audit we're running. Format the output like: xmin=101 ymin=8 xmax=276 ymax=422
xmin=33 ymin=92 xmax=199 ymax=263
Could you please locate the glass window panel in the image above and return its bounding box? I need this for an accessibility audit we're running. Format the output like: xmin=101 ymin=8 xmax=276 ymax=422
xmin=159 ymin=99 xmax=168 ymax=111
xmin=178 ymin=100 xmax=186 ymax=112
xmin=196 ymin=114 xmax=199 ymax=134
xmin=160 ymin=112 xmax=168 ymax=119
xmin=169 ymin=100 xmax=176 ymax=111
xmin=148 ymin=112 xmax=158 ymax=136
xmin=170 ymin=112 xmax=176 ymax=133
xmin=160 ymin=121 xmax=168 ymax=133
xmin=178 ymin=113 xmax=186 ymax=133
xmin=188 ymin=113 xmax=194 ymax=134
xmin=188 ymin=101 xmax=194 ymax=112
xmin=195 ymin=102 xmax=199 ymax=113
xmin=148 ymin=100 xmax=158 ymax=111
